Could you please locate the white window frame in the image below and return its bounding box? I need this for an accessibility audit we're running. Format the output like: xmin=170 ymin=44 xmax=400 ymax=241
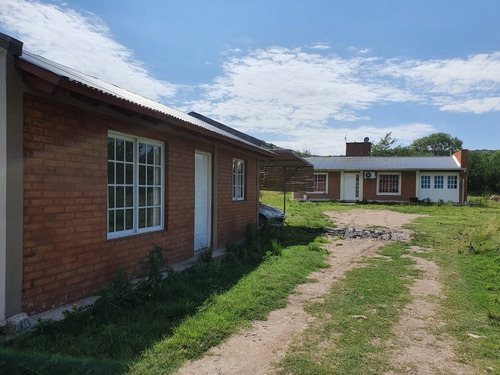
xmin=421 ymin=175 xmax=431 ymax=189
xmin=310 ymin=173 xmax=328 ymax=193
xmin=447 ymin=175 xmax=458 ymax=189
xmin=232 ymin=158 xmax=245 ymax=201
xmin=434 ymin=175 xmax=444 ymax=189
xmin=107 ymin=131 xmax=164 ymax=239
xmin=377 ymin=173 xmax=401 ymax=195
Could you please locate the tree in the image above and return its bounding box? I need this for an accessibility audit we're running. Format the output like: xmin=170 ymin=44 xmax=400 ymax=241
xmin=371 ymin=132 xmax=398 ymax=156
xmin=410 ymin=132 xmax=463 ymax=156
xmin=294 ymin=149 xmax=313 ymax=157
xmin=486 ymin=150 xmax=500 ymax=193
xmin=468 ymin=150 xmax=490 ymax=194
xmin=371 ymin=132 xmax=422 ymax=156
xmin=468 ymin=150 xmax=500 ymax=194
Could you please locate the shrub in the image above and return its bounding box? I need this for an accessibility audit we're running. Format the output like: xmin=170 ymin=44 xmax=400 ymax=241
xmin=467 ymin=218 xmax=500 ymax=254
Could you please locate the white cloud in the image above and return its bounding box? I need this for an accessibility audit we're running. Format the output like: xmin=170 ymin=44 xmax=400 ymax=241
xmin=439 ymin=97 xmax=500 ymax=114
xmin=348 ymin=47 xmax=371 ymax=54
xmin=258 ymin=123 xmax=436 ymax=156
xmin=387 ymin=53 xmax=500 ymax=94
xmin=381 ymin=53 xmax=500 ymax=112
xmin=190 ymin=47 xmax=416 ymax=134
xmin=310 ymin=43 xmax=331 ymax=50
xmin=1 ymin=1 xmax=498 ymax=154
xmin=0 ymin=0 xmax=177 ymax=102
xmin=187 ymin=47 xmax=499 ymax=154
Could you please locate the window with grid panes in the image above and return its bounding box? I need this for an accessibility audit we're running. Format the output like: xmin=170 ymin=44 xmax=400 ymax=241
xmin=447 ymin=175 xmax=457 ymax=189
xmin=313 ymin=173 xmax=327 ymax=193
xmin=421 ymin=175 xmax=431 ymax=189
xmin=232 ymin=159 xmax=245 ymax=200
xmin=434 ymin=175 xmax=444 ymax=189
xmin=107 ymin=132 xmax=164 ymax=238
xmin=377 ymin=173 xmax=400 ymax=195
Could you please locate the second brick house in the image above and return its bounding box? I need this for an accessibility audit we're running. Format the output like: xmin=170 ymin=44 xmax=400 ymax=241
xmin=293 ymin=139 xmax=468 ymax=204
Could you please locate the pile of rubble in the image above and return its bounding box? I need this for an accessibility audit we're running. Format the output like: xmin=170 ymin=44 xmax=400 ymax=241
xmin=326 ymin=227 xmax=410 ymax=241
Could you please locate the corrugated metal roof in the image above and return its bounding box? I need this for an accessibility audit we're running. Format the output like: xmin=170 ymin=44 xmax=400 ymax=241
xmin=188 ymin=111 xmax=265 ymax=147
xmin=19 ymin=51 xmax=271 ymax=154
xmin=307 ymin=156 xmax=463 ymax=171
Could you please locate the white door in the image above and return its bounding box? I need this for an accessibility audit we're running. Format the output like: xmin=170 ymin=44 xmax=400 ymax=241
xmin=343 ymin=173 xmax=360 ymax=201
xmin=194 ymin=151 xmax=212 ymax=251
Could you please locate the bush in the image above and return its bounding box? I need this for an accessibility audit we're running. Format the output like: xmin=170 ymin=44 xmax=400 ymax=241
xmin=466 ymin=218 xmax=500 ymax=254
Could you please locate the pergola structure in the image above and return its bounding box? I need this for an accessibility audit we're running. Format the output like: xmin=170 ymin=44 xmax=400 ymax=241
xmin=259 ymin=150 xmax=314 ymax=214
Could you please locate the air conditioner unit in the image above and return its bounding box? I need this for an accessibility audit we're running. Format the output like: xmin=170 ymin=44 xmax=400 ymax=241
xmin=364 ymin=171 xmax=376 ymax=179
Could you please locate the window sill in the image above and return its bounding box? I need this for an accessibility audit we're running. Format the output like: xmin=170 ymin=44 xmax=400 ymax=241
xmin=107 ymin=226 xmax=164 ymax=240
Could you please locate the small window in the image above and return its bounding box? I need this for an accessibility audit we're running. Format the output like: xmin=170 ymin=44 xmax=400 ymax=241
xmin=447 ymin=175 xmax=458 ymax=189
xmin=378 ymin=173 xmax=400 ymax=195
xmin=312 ymin=173 xmax=328 ymax=193
xmin=108 ymin=132 xmax=164 ymax=238
xmin=421 ymin=175 xmax=431 ymax=189
xmin=232 ymin=159 xmax=245 ymax=200
xmin=434 ymin=175 xmax=444 ymax=189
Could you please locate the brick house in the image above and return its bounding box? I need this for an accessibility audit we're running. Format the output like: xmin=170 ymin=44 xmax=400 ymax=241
xmin=0 ymin=33 xmax=274 ymax=323
xmin=293 ymin=140 xmax=468 ymax=204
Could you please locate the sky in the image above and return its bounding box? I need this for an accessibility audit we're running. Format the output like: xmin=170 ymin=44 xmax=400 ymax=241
xmin=1 ymin=0 xmax=499 ymax=155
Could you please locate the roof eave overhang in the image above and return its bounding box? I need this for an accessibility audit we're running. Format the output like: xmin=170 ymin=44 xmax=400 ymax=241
xmin=15 ymin=58 xmax=275 ymax=158
xmin=313 ymin=167 xmax=464 ymax=172
xmin=259 ymin=150 xmax=313 ymax=168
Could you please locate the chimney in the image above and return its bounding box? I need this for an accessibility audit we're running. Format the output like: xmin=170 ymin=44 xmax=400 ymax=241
xmin=453 ymin=149 xmax=468 ymax=169
xmin=345 ymin=137 xmax=371 ymax=157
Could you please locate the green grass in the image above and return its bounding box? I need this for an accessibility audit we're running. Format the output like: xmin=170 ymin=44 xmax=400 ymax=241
xmin=0 ymin=350 xmax=126 ymax=375
xmin=1 ymin=192 xmax=330 ymax=374
xmin=385 ymin=199 xmax=500 ymax=372
xmin=5 ymin=256 xmax=261 ymax=362
xmin=432 ymin=209 xmax=500 ymax=371
xmin=275 ymin=242 xmax=419 ymax=375
xmin=272 ymin=193 xmax=500 ymax=374
xmin=129 ymin=244 xmax=327 ymax=374
xmin=2 ymin=192 xmax=499 ymax=374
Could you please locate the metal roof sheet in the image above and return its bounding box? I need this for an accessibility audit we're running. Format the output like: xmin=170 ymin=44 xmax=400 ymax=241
xmin=19 ymin=51 xmax=271 ymax=154
xmin=307 ymin=156 xmax=463 ymax=171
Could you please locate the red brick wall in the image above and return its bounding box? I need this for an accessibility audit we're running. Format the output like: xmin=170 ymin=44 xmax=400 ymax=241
xmin=293 ymin=171 xmax=341 ymax=200
xmin=345 ymin=142 xmax=371 ymax=156
xmin=294 ymin=171 xmax=417 ymax=202
xmin=453 ymin=149 xmax=468 ymax=169
xmin=216 ymin=148 xmax=258 ymax=246
xmin=295 ymin=169 xmax=465 ymax=203
xmin=22 ymin=94 xmax=258 ymax=314
xmin=363 ymin=171 xmax=416 ymax=202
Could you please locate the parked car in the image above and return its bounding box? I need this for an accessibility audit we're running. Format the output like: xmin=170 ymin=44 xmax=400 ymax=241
xmin=258 ymin=202 xmax=285 ymax=228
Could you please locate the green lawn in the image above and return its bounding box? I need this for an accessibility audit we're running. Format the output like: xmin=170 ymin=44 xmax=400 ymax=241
xmin=1 ymin=193 xmax=499 ymax=374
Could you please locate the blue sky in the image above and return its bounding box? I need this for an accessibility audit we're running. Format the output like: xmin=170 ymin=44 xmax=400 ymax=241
xmin=1 ymin=0 xmax=499 ymax=155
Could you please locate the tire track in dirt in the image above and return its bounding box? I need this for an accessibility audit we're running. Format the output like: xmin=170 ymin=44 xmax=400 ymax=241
xmin=175 ymin=210 xmax=469 ymax=375
xmin=385 ymin=247 xmax=474 ymax=375
xmin=175 ymin=238 xmax=386 ymax=375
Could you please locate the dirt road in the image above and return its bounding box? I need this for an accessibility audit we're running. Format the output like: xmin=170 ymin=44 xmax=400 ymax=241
xmin=175 ymin=209 xmax=472 ymax=375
